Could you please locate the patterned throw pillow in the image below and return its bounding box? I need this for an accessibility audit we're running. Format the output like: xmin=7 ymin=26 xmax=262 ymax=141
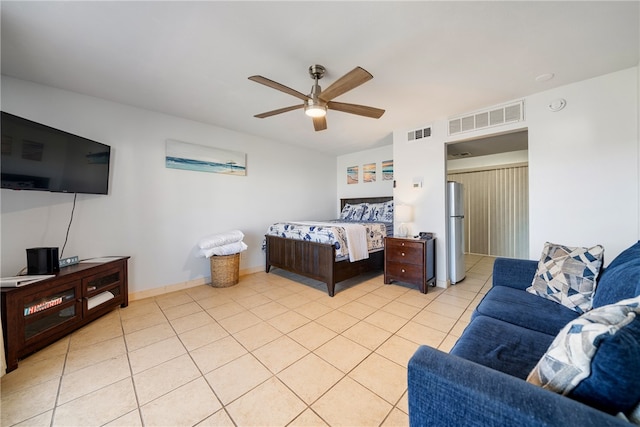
xmin=379 ymin=200 xmax=394 ymax=223
xmin=526 ymin=242 xmax=604 ymax=313
xmin=527 ymin=296 xmax=640 ymax=416
xmin=339 ymin=203 xmax=367 ymax=221
xmin=339 ymin=203 xmax=353 ymax=219
xmin=363 ymin=203 xmax=384 ymax=221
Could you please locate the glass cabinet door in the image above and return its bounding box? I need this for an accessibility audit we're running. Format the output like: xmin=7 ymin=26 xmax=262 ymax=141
xmin=23 ymin=282 xmax=80 ymax=340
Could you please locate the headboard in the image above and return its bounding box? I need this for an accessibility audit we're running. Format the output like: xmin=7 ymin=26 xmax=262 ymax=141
xmin=340 ymin=196 xmax=393 ymax=211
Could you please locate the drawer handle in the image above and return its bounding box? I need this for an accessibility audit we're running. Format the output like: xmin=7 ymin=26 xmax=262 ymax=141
xmin=401 ymin=269 xmax=406 ymax=273
xmin=401 ymin=252 xmax=405 ymax=257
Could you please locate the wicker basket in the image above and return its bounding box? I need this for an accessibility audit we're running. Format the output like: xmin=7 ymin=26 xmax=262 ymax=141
xmin=209 ymin=253 xmax=240 ymax=287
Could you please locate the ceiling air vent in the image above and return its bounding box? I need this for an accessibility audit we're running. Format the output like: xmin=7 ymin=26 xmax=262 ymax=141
xmin=407 ymin=126 xmax=432 ymax=141
xmin=448 ymin=100 xmax=524 ymax=136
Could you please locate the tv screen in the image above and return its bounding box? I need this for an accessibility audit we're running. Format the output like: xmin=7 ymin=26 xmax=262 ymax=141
xmin=1 ymin=112 xmax=111 ymax=195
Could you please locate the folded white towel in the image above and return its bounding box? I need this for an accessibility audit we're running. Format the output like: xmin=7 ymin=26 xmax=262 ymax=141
xmin=339 ymin=223 xmax=369 ymax=262
xmin=198 ymin=241 xmax=248 ymax=258
xmin=198 ymin=230 xmax=245 ymax=249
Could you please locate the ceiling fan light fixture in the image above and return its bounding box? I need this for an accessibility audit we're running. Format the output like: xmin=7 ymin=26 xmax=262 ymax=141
xmin=304 ymin=97 xmax=327 ymax=117
xmin=304 ymin=104 xmax=327 ymax=118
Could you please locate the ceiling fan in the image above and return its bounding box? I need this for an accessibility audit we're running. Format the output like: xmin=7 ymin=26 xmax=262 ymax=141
xmin=248 ymin=65 xmax=385 ymax=131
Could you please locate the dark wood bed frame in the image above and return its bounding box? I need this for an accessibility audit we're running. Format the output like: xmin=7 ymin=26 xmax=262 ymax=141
xmin=265 ymin=196 xmax=392 ymax=297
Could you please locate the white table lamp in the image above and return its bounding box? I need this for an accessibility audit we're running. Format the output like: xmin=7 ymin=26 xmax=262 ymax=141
xmin=396 ymin=205 xmax=413 ymax=237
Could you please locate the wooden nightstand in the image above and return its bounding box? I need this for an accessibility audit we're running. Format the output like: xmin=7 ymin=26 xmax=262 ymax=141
xmin=384 ymin=237 xmax=436 ymax=293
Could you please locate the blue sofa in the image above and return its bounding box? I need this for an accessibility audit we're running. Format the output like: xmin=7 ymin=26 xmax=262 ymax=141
xmin=408 ymin=241 xmax=640 ymax=426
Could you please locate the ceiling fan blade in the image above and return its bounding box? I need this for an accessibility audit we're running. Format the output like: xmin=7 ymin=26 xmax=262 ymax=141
xmin=327 ymin=101 xmax=385 ymax=119
xmin=313 ymin=116 xmax=327 ymax=131
xmin=254 ymin=104 xmax=304 ymax=118
xmin=248 ymin=76 xmax=309 ymax=101
xmin=319 ymin=67 xmax=373 ymax=102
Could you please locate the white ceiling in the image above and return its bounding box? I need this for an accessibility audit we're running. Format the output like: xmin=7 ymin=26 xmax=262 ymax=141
xmin=1 ymin=1 xmax=638 ymax=156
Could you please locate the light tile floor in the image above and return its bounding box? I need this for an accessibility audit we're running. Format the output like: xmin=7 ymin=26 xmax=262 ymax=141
xmin=1 ymin=254 xmax=495 ymax=427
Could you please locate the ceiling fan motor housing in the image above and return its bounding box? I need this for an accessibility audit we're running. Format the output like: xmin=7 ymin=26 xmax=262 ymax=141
xmin=308 ymin=64 xmax=326 ymax=80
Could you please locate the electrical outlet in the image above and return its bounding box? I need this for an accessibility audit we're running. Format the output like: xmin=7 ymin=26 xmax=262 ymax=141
xmin=59 ymin=256 xmax=80 ymax=268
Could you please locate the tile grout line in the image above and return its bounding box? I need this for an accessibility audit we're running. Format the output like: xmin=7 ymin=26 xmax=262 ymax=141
xmin=3 ymin=256 xmax=495 ymax=427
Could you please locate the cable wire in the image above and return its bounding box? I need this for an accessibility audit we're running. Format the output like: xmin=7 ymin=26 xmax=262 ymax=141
xmin=60 ymin=193 xmax=77 ymax=258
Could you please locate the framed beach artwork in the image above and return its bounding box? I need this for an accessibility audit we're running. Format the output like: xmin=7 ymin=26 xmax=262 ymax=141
xmin=382 ymin=160 xmax=393 ymax=180
xmin=363 ymin=163 xmax=376 ymax=183
xmin=347 ymin=166 xmax=358 ymax=184
xmin=166 ymin=139 xmax=246 ymax=176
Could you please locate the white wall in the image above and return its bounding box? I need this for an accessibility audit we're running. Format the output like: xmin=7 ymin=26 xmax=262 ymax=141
xmin=527 ymin=67 xmax=639 ymax=260
xmin=1 ymin=77 xmax=337 ymax=295
xmin=394 ymin=67 xmax=639 ymax=286
xmin=336 ymin=144 xmax=394 ymax=210
xmin=393 ymin=122 xmax=451 ymax=286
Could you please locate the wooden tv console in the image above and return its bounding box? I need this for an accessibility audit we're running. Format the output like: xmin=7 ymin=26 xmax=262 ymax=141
xmin=1 ymin=256 xmax=129 ymax=372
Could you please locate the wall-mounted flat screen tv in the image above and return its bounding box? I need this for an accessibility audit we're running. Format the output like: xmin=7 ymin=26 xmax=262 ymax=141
xmin=1 ymin=112 xmax=111 ymax=195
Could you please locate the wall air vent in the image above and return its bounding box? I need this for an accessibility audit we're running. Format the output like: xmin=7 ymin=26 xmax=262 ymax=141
xmin=448 ymin=101 xmax=524 ymax=136
xmin=407 ymin=126 xmax=432 ymax=141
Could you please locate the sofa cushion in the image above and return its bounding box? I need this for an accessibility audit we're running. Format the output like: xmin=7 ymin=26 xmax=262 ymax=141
xmin=475 ymin=285 xmax=580 ymax=336
xmin=491 ymin=258 xmax=539 ymax=290
xmin=527 ymin=296 xmax=640 ymax=415
xmin=451 ymin=315 xmax=555 ymax=379
xmin=593 ymin=240 xmax=640 ymax=308
xmin=527 ymin=242 xmax=604 ymax=314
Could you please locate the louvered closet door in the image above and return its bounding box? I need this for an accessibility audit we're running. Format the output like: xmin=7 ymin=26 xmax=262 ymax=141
xmin=489 ymin=166 xmax=529 ymax=257
xmin=448 ymin=165 xmax=528 ymax=258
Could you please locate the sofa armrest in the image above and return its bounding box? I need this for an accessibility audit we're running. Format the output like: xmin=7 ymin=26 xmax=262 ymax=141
xmin=408 ymin=345 xmax=627 ymax=427
xmin=492 ymin=257 xmax=538 ymax=290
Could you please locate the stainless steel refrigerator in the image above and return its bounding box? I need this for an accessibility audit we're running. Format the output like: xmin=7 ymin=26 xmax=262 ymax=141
xmin=448 ymin=181 xmax=466 ymax=284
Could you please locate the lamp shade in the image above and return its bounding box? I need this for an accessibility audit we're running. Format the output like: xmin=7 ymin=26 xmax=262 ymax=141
xmin=396 ymin=204 xmax=413 ymax=223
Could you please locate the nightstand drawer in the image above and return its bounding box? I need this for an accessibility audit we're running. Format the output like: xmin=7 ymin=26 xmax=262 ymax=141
xmin=385 ymin=261 xmax=423 ymax=282
xmin=386 ymin=246 xmax=424 ymax=265
xmin=386 ymin=239 xmax=424 ymax=252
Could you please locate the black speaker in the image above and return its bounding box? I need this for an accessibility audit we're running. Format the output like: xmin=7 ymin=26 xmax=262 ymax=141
xmin=26 ymin=247 xmax=60 ymax=275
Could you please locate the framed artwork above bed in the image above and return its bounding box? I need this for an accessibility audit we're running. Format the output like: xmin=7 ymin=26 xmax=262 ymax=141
xmin=363 ymin=163 xmax=376 ymax=183
xmin=347 ymin=166 xmax=359 ymax=184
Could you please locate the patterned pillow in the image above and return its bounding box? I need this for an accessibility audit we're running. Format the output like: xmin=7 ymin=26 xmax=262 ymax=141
xmin=339 ymin=203 xmax=354 ymax=219
xmin=379 ymin=200 xmax=394 ymax=223
xmin=359 ymin=203 xmax=374 ymax=221
xmin=363 ymin=203 xmax=384 ymax=221
xmin=526 ymin=242 xmax=604 ymax=313
xmin=339 ymin=203 xmax=367 ymax=221
xmin=527 ymin=296 xmax=640 ymax=415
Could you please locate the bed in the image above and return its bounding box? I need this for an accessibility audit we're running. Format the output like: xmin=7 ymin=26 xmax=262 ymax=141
xmin=264 ymin=196 xmax=393 ymax=297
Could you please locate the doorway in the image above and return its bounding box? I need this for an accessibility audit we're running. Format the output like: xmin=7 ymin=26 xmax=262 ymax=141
xmin=446 ymin=130 xmax=529 ymax=259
